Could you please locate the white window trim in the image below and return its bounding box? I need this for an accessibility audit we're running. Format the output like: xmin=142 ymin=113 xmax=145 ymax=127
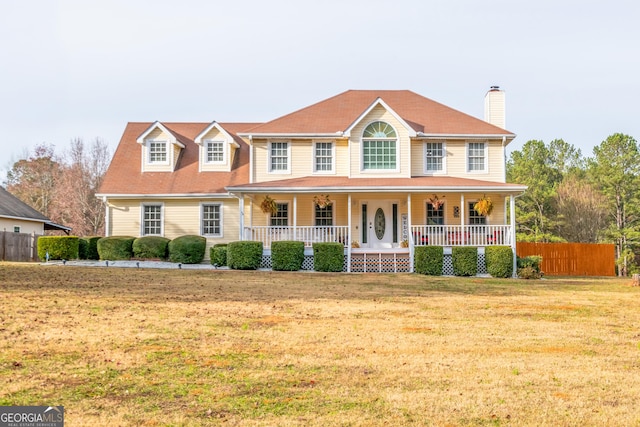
xmin=360 ymin=121 xmax=400 ymax=173
xmin=425 ymin=200 xmax=446 ymax=225
xmin=313 ymin=140 xmax=336 ymax=174
xmin=147 ymin=139 xmax=170 ymax=165
xmin=204 ymin=139 xmax=227 ymax=165
xmin=311 ymin=200 xmax=336 ymax=225
xmin=423 ymin=141 xmax=447 ymax=175
xmin=466 ymin=141 xmax=488 ymax=174
xmin=268 ymin=141 xmax=291 ymax=174
xmin=13 ymin=226 xmax=21 ymax=233
xmin=201 ymin=202 xmax=223 ymax=237
xmin=141 ymin=203 xmax=164 ymax=236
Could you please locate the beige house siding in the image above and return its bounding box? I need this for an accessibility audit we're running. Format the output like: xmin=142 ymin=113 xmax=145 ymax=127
xmin=349 ymin=105 xmax=411 ymax=178
xmin=0 ymin=218 xmax=44 ymax=235
xmin=411 ymin=193 xmax=506 ymax=225
xmin=248 ymin=194 xmax=349 ymax=227
xmin=107 ymin=198 xmax=239 ymax=259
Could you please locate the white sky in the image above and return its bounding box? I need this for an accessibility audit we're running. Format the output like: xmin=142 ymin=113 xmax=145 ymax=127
xmin=1 ymin=0 xmax=639 ymax=177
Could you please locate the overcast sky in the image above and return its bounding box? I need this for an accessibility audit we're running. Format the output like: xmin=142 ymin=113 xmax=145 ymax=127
xmin=1 ymin=0 xmax=639 ymax=178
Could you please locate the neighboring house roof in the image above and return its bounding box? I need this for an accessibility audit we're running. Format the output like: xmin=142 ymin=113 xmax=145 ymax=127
xmin=0 ymin=186 xmax=50 ymax=222
xmin=97 ymin=122 xmax=260 ymax=196
xmin=243 ymin=90 xmax=514 ymax=137
xmin=0 ymin=186 xmax=71 ymax=232
xmin=226 ymin=176 xmax=527 ymax=193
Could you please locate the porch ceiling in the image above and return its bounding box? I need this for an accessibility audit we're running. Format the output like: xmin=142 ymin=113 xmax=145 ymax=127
xmin=226 ymin=176 xmax=527 ymax=194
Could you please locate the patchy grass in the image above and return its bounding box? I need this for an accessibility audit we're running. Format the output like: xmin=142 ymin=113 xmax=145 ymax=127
xmin=1 ymin=263 xmax=639 ymax=426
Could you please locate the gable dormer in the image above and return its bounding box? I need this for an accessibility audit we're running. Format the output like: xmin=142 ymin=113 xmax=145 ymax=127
xmin=136 ymin=121 xmax=185 ymax=172
xmin=344 ymin=98 xmax=417 ymax=178
xmin=194 ymin=122 xmax=240 ymax=172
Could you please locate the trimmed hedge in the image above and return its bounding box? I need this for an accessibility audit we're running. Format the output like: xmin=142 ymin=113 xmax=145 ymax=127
xmin=38 ymin=236 xmax=79 ymax=261
xmin=414 ymin=246 xmax=444 ymax=275
xmin=168 ymin=235 xmax=206 ymax=264
xmin=227 ymin=241 xmax=263 ymax=270
xmin=313 ymin=242 xmax=344 ymax=272
xmin=97 ymin=236 xmax=135 ymax=260
xmin=79 ymin=237 xmax=101 ymax=260
xmin=452 ymin=247 xmax=478 ymax=276
xmin=210 ymin=244 xmax=228 ymax=267
xmin=271 ymin=241 xmax=305 ymax=271
xmin=485 ymin=246 xmax=514 ymax=278
xmin=133 ymin=236 xmax=170 ymax=260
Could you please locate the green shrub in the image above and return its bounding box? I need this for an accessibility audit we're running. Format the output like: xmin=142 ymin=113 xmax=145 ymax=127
xmin=227 ymin=241 xmax=263 ymax=270
xmin=38 ymin=236 xmax=79 ymax=261
xmin=80 ymin=237 xmax=101 ymax=260
xmin=271 ymin=241 xmax=305 ymax=271
xmin=78 ymin=238 xmax=88 ymax=260
xmin=452 ymin=247 xmax=478 ymax=276
xmin=517 ymin=255 xmax=543 ymax=279
xmin=485 ymin=246 xmax=514 ymax=278
xmin=133 ymin=236 xmax=170 ymax=260
xmin=210 ymin=244 xmax=228 ymax=267
xmin=313 ymin=242 xmax=344 ymax=272
xmin=168 ymin=235 xmax=206 ymax=264
xmin=414 ymin=246 xmax=443 ymax=275
xmin=97 ymin=236 xmax=135 ymax=260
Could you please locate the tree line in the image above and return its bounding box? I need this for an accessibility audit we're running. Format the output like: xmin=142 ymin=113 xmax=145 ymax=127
xmin=507 ymin=133 xmax=640 ymax=276
xmin=4 ymin=139 xmax=111 ymax=237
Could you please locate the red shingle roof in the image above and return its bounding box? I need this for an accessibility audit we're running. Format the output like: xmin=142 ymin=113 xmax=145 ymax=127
xmin=98 ymin=122 xmax=259 ymax=196
xmin=245 ymin=90 xmax=513 ymax=136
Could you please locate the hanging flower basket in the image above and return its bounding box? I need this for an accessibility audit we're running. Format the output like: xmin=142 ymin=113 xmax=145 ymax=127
xmin=474 ymin=196 xmax=494 ymax=216
xmin=313 ymin=194 xmax=331 ymax=208
xmin=260 ymin=195 xmax=278 ymax=215
xmin=428 ymin=194 xmax=444 ymax=210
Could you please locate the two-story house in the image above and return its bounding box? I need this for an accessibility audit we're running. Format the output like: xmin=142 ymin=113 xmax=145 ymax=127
xmin=97 ymin=88 xmax=526 ymax=273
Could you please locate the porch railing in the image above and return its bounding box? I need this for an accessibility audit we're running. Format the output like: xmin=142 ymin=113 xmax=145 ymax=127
xmin=244 ymin=226 xmax=349 ymax=248
xmin=410 ymin=225 xmax=512 ymax=247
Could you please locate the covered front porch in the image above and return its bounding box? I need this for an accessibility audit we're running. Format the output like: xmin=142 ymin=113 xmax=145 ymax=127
xmin=234 ymin=190 xmax=519 ymax=273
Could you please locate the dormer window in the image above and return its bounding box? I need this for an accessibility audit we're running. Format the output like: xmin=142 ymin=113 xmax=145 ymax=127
xmin=362 ymin=121 xmax=398 ymax=171
xmin=148 ymin=140 xmax=168 ymax=164
xmin=205 ymin=140 xmax=225 ymax=163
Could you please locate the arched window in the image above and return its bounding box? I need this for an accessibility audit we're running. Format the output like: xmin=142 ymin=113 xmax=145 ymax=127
xmin=362 ymin=121 xmax=397 ymax=170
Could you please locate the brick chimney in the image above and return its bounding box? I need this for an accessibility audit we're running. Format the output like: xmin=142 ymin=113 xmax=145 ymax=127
xmin=484 ymin=86 xmax=506 ymax=129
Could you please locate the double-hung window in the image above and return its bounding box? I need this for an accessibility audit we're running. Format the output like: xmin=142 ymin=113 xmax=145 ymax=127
xmin=425 ymin=142 xmax=445 ymax=173
xmin=314 ymin=204 xmax=333 ymax=226
xmin=148 ymin=140 xmax=168 ymax=164
xmin=270 ymin=203 xmax=289 ymax=226
xmin=205 ymin=141 xmax=225 ymax=163
xmin=142 ymin=204 xmax=163 ymax=236
xmin=467 ymin=142 xmax=487 ymax=172
xmin=202 ymin=203 xmax=222 ymax=236
xmin=269 ymin=142 xmax=289 ymax=172
xmin=468 ymin=202 xmax=487 ymax=225
xmin=362 ymin=121 xmax=397 ymax=171
xmin=314 ymin=142 xmax=334 ymax=173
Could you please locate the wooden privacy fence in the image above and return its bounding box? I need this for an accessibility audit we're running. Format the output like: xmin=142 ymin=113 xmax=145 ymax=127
xmin=0 ymin=231 xmax=40 ymax=262
xmin=516 ymin=242 xmax=615 ymax=276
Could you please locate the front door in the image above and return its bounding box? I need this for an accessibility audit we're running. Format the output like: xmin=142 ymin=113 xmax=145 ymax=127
xmin=361 ymin=201 xmax=396 ymax=248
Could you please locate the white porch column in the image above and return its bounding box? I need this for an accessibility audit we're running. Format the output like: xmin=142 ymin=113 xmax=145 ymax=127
xmin=103 ymin=196 xmax=110 ymax=237
xmin=408 ymin=193 xmax=413 ymax=273
xmin=510 ymin=194 xmax=517 ymax=278
xmin=293 ymin=195 xmax=297 ymax=240
xmin=347 ymin=194 xmax=352 ymax=272
xmin=460 ymin=194 xmax=465 ymax=227
xmin=238 ymin=194 xmax=245 ymax=240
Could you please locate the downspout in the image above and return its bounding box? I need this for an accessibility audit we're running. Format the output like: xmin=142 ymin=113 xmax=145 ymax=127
xmin=103 ymin=196 xmax=110 ymax=237
xmin=249 ymin=135 xmax=254 ymax=184
xmin=502 ymin=136 xmax=507 ymax=182
xmin=238 ymin=193 xmax=245 ymax=241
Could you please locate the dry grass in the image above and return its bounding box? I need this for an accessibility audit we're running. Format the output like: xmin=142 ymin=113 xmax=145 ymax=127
xmin=1 ymin=263 xmax=639 ymax=426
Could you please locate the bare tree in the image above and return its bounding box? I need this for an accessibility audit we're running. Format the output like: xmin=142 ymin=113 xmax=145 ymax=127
xmin=556 ymin=176 xmax=608 ymax=243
